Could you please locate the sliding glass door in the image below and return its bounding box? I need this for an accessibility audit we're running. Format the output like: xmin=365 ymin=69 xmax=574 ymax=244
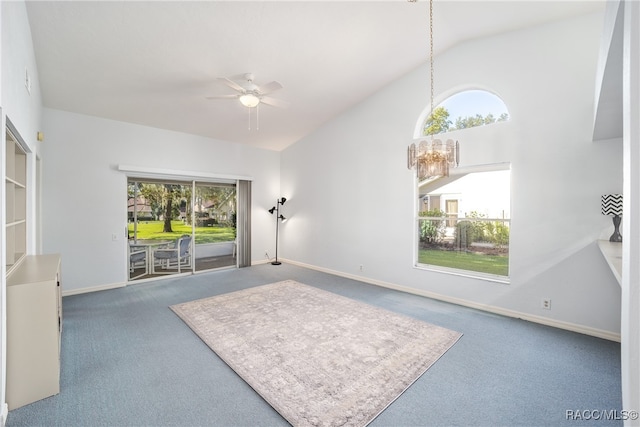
xmin=193 ymin=183 xmax=237 ymax=272
xmin=127 ymin=178 xmax=237 ymax=281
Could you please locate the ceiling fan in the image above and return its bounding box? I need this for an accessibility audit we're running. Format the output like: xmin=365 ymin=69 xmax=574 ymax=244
xmin=207 ymin=73 xmax=288 ymax=108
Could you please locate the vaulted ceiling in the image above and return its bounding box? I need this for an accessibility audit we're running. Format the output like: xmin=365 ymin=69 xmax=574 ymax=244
xmin=25 ymin=1 xmax=604 ymax=151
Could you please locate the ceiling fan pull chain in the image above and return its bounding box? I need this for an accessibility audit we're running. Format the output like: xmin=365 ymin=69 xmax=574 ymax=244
xmin=257 ymin=104 xmax=260 ymax=130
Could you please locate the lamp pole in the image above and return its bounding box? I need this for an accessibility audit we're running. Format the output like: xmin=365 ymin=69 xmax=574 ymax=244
xmin=269 ymin=197 xmax=286 ymax=265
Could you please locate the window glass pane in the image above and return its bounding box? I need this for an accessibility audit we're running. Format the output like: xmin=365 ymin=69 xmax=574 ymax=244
xmin=193 ymin=183 xmax=237 ymax=272
xmin=417 ymin=170 xmax=510 ymax=278
xmin=128 ymin=180 xmax=193 ymax=279
xmin=127 ymin=179 xmax=238 ymax=280
xmin=424 ymin=90 xmax=510 ymax=136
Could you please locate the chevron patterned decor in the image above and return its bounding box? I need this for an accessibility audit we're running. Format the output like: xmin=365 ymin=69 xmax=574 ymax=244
xmin=601 ymin=194 xmax=623 ymax=216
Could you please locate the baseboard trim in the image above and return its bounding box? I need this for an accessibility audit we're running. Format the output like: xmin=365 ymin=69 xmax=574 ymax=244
xmin=0 ymin=402 xmax=7 ymax=426
xmin=61 ymin=281 xmax=126 ymax=297
xmin=281 ymin=258 xmax=621 ymax=343
xmin=1 ymin=402 xmax=7 ymax=427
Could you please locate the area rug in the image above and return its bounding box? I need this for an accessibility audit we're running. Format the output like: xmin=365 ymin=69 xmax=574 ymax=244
xmin=170 ymin=280 xmax=462 ymax=427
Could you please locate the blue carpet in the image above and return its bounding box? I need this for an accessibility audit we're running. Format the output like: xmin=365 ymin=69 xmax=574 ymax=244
xmin=6 ymin=264 xmax=622 ymax=426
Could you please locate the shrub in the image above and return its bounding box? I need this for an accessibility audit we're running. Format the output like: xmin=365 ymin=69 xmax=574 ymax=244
xmin=454 ymin=220 xmax=473 ymax=249
xmin=419 ymin=209 xmax=446 ymax=245
xmin=492 ymin=221 xmax=510 ymax=247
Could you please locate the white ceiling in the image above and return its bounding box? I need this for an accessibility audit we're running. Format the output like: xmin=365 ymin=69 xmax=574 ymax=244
xmin=25 ymin=1 xmax=604 ymax=151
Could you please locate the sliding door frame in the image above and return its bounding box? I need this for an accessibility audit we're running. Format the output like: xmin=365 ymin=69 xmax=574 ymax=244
xmin=120 ymin=165 xmax=252 ymax=281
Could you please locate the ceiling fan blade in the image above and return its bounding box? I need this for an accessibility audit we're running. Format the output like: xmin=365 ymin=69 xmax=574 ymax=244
xmin=205 ymin=94 xmax=238 ymax=100
xmin=217 ymin=77 xmax=245 ymax=93
xmin=261 ymin=96 xmax=289 ymax=108
xmin=258 ymin=81 xmax=283 ymax=95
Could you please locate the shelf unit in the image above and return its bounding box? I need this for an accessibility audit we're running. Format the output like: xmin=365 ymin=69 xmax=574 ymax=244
xmin=5 ymin=128 xmax=27 ymax=275
xmin=6 ymin=254 xmax=62 ymax=410
xmin=597 ymin=240 xmax=622 ymax=286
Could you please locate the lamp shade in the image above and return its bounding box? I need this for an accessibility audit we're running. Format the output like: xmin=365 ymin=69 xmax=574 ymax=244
xmin=601 ymin=194 xmax=623 ymax=216
xmin=239 ymin=93 xmax=260 ymax=108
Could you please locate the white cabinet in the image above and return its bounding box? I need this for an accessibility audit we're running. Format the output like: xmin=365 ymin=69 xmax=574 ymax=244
xmin=6 ymin=254 xmax=62 ymax=410
xmin=5 ymin=128 xmax=27 ymax=275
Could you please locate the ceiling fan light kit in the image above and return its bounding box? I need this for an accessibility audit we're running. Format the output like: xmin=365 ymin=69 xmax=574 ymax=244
xmin=239 ymin=93 xmax=261 ymax=108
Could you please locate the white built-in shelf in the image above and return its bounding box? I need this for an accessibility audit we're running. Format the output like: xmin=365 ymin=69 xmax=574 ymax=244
xmin=597 ymin=240 xmax=622 ymax=286
xmin=5 ymin=177 xmax=25 ymax=188
xmin=6 ymin=220 xmax=26 ymax=228
xmin=5 ymin=128 xmax=27 ymax=275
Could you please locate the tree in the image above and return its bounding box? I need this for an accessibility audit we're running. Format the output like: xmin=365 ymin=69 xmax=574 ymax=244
xmin=163 ymin=184 xmax=175 ymax=232
xmin=138 ymin=183 xmax=165 ymax=220
xmin=454 ymin=114 xmax=485 ymax=130
xmin=194 ymin=186 xmax=236 ymax=225
xmin=451 ymin=111 xmax=510 ymax=131
xmin=483 ymin=113 xmax=495 ymax=125
xmin=424 ymin=107 xmax=510 ymax=135
xmin=423 ymin=106 xmax=452 ymax=135
xmin=160 ymin=184 xmax=189 ymax=232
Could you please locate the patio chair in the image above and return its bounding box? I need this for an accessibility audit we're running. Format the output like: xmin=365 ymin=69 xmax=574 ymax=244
xmin=129 ymin=244 xmax=148 ymax=280
xmin=151 ymin=235 xmax=192 ymax=274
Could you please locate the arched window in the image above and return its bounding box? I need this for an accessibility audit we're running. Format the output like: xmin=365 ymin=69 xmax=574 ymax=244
xmin=423 ymin=90 xmax=510 ymax=136
xmin=415 ymin=90 xmax=511 ymax=282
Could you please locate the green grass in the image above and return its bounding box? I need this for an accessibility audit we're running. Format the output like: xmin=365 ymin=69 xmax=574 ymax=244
xmin=418 ymin=248 xmax=509 ymax=276
xmin=128 ymin=221 xmax=234 ymax=244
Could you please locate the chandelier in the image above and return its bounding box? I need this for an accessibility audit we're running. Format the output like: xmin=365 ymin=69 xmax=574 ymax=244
xmin=407 ymin=0 xmax=459 ymax=181
xmin=408 ymin=138 xmax=459 ymax=180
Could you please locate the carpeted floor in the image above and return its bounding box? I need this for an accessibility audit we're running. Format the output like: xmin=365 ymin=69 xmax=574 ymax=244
xmin=5 ymin=263 xmax=622 ymax=426
xmin=172 ymin=280 xmax=462 ymax=426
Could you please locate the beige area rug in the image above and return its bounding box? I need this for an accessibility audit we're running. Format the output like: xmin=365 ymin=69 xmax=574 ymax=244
xmin=170 ymin=280 xmax=462 ymax=427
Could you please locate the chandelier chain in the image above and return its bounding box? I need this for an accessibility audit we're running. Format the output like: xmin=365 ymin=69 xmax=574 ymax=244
xmin=406 ymin=0 xmax=459 ymax=181
xmin=429 ymin=0 xmax=434 ymax=140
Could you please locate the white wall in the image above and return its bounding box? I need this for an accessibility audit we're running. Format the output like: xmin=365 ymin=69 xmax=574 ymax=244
xmin=621 ymin=0 xmax=640 ymax=421
xmin=1 ymin=1 xmax=42 ymax=151
xmin=2 ymin=0 xmax=43 ymax=253
xmin=281 ymin=11 xmax=623 ymax=337
xmin=40 ymin=109 xmax=281 ymax=293
xmin=1 ymin=1 xmax=44 ymax=423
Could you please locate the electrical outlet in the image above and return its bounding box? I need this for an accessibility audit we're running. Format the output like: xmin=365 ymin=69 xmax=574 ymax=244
xmin=359 ymin=265 xmax=364 ymax=272
xmin=541 ymin=298 xmax=551 ymax=310
xmin=111 ymin=233 xmax=118 ymax=241
xmin=265 ymin=251 xmax=270 ymax=259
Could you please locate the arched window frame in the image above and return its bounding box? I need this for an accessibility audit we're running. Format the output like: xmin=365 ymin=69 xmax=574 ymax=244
xmin=411 ymin=88 xmax=512 ymax=283
xmin=413 ymin=87 xmax=511 ymax=139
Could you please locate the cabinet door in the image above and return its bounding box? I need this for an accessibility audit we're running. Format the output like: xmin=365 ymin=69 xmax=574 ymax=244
xmin=6 ymin=255 xmax=62 ymax=410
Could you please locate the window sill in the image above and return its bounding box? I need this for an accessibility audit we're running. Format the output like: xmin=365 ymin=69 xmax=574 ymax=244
xmin=414 ymin=263 xmax=510 ymax=284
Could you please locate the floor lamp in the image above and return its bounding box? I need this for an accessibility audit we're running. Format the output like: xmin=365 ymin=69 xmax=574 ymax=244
xmin=268 ymin=197 xmax=286 ymax=265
